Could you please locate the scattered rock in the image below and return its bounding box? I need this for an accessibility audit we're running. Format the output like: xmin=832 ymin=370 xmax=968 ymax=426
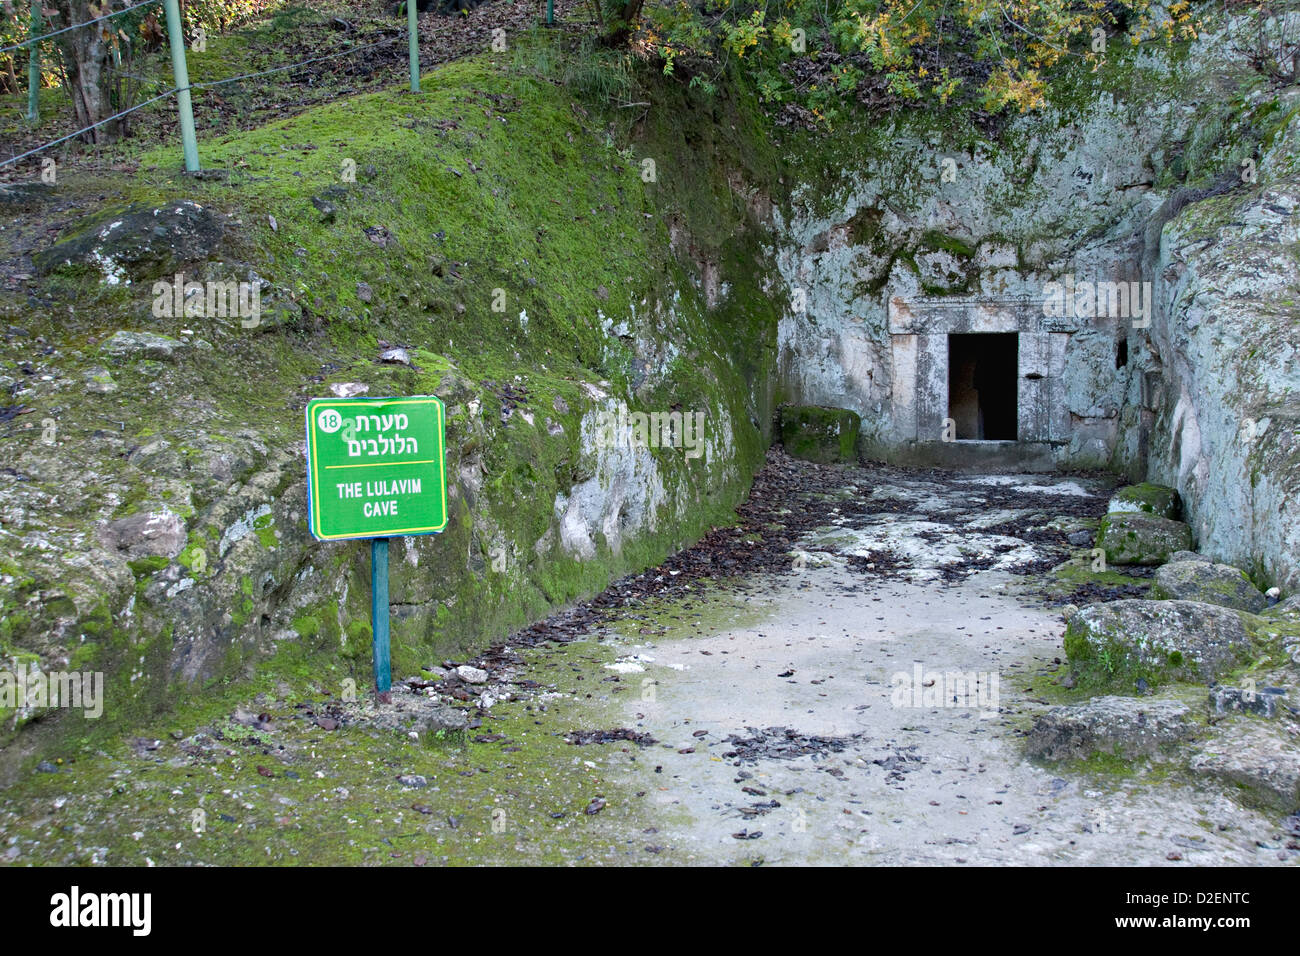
xmin=1096 ymin=512 xmax=1194 ymax=565
xmin=455 ymin=665 xmax=488 ymax=684
xmin=310 ymin=195 xmax=337 ymax=222
xmin=82 ymin=366 xmax=118 ymax=394
xmin=1152 ymin=560 xmax=1268 ymax=613
xmin=329 ymin=381 xmax=369 ymax=398
xmin=1026 ymin=695 xmax=1193 ymax=761
xmin=566 ymin=728 xmax=657 ymax=746
xmin=379 ymin=347 xmax=411 ymax=365
xmin=396 ymin=774 xmax=428 ymax=788
xmin=369 ymin=685 xmax=468 ymax=736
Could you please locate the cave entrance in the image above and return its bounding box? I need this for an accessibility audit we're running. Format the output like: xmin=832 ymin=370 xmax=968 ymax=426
xmin=948 ymin=332 xmax=1019 ymax=440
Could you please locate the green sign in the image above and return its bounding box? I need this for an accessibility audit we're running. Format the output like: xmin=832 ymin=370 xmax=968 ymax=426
xmin=305 ymin=395 xmax=447 ymax=541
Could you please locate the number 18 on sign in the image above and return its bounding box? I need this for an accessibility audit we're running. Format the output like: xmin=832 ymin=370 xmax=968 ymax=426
xmin=306 ymin=396 xmax=448 ymax=700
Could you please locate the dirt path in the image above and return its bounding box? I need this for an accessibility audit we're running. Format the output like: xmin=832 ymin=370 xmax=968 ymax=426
xmin=588 ymin=468 xmax=1297 ymax=865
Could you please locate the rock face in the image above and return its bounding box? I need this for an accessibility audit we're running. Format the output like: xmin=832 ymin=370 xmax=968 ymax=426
xmin=33 ymin=200 xmax=228 ymax=283
xmin=100 ymin=510 xmax=188 ymax=559
xmin=1063 ymin=599 xmax=1257 ymax=688
xmin=1026 ymin=695 xmax=1193 ymax=761
xmin=1107 ymin=482 xmax=1180 ymax=519
xmin=767 ymin=16 xmax=1300 ymax=590
xmin=1096 ymin=512 xmax=1194 ymax=565
xmin=1142 ymin=106 xmax=1300 ymax=593
xmin=1152 ymin=560 xmax=1268 ymax=613
xmin=101 ymin=330 xmax=209 ymax=362
xmin=779 ymin=405 xmax=861 ymax=463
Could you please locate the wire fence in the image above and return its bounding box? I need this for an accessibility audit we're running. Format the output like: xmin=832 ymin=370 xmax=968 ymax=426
xmin=2 ymin=0 xmax=574 ymax=174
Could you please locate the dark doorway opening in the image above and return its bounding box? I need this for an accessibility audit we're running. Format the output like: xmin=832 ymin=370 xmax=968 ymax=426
xmin=948 ymin=333 xmax=1018 ymax=440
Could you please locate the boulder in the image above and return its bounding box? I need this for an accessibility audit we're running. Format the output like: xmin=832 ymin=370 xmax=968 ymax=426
xmin=34 ymin=200 xmax=228 ymax=283
xmin=780 ymin=405 xmax=860 ymax=464
xmin=1026 ymin=695 xmax=1192 ymax=761
xmin=1096 ymin=511 xmax=1193 ymax=565
xmin=1263 ymin=593 xmax=1300 ymax=622
xmin=0 ymin=181 xmax=55 ymax=210
xmin=1152 ymin=560 xmax=1268 ymax=613
xmin=1209 ymin=683 xmax=1289 ymax=719
xmin=1106 ymin=482 xmax=1181 ymax=519
xmin=1063 ymin=599 xmax=1257 ymax=688
xmin=1189 ymin=720 xmax=1300 ymax=812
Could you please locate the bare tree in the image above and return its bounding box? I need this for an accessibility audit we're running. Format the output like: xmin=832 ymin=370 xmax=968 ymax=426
xmin=1230 ymin=4 xmax=1300 ymax=87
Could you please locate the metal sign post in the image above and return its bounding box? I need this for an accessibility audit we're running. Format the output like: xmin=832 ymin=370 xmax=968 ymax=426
xmin=371 ymin=538 xmax=391 ymax=698
xmin=162 ymin=0 xmax=200 ymax=172
xmin=306 ymin=396 xmax=447 ymax=699
xmin=26 ymin=1 xmax=41 ymax=124
xmin=408 ymin=0 xmax=420 ymax=93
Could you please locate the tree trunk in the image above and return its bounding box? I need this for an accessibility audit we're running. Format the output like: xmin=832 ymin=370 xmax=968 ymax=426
xmin=50 ymin=0 xmax=122 ymax=143
xmin=601 ymin=0 xmax=644 ymax=46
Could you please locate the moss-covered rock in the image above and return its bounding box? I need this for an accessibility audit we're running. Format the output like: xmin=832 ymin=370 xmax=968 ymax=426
xmin=1152 ymin=560 xmax=1268 ymax=613
xmin=1096 ymin=512 xmax=1194 ymax=565
xmin=779 ymin=405 xmax=860 ymax=464
xmin=1189 ymin=719 xmax=1300 ymax=812
xmin=32 ymin=200 xmax=228 ymax=282
xmin=1063 ymin=599 xmax=1260 ymax=690
xmin=1106 ymin=483 xmax=1181 ymax=519
xmin=1026 ymin=695 xmax=1193 ymax=762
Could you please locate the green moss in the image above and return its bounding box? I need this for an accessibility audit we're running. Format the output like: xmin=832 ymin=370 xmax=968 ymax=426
xmin=919 ymin=229 xmax=977 ymax=258
xmin=252 ymin=512 xmax=278 ymax=549
xmin=0 ymin=630 xmax=671 ymax=865
xmin=127 ymin=555 xmax=170 ymax=578
xmin=779 ymin=405 xmax=861 ymax=463
xmin=292 ymin=615 xmax=321 ymax=640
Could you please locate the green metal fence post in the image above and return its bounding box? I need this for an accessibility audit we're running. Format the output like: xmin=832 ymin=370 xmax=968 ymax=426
xmin=547 ymin=0 xmax=553 ymax=26
xmin=162 ymin=0 xmax=200 ymax=172
xmin=408 ymin=0 xmax=420 ymax=93
xmin=371 ymin=538 xmax=392 ymax=700
xmin=26 ymin=1 xmax=41 ymax=123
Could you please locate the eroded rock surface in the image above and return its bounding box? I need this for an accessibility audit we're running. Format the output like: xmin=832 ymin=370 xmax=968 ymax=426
xmin=1027 ymin=696 xmax=1194 ymax=762
xmin=1153 ymin=559 xmax=1268 ymax=613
